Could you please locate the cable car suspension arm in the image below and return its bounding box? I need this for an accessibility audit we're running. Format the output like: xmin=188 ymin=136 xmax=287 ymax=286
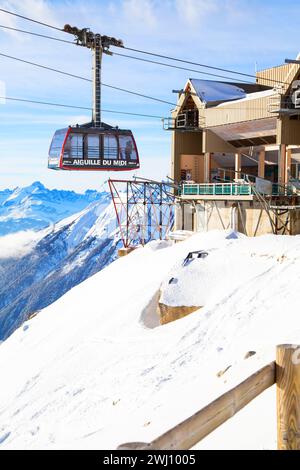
xmin=63 ymin=25 xmax=124 ymax=128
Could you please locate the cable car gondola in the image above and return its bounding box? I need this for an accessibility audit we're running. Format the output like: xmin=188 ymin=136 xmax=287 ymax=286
xmin=48 ymin=25 xmax=140 ymax=172
xmin=48 ymin=123 xmax=140 ymax=171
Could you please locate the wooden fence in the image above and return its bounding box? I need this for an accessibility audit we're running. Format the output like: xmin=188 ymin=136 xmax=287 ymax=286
xmin=118 ymin=344 xmax=300 ymax=450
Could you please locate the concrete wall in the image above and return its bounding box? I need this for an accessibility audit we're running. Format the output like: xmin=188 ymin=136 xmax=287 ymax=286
xmin=204 ymin=99 xmax=275 ymax=127
xmin=180 ymin=154 xmax=204 ymax=182
xmin=277 ymin=117 xmax=300 ymax=145
xmin=175 ymin=200 xmax=300 ymax=236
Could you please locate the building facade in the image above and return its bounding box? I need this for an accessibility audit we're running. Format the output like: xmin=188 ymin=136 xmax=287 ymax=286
xmin=167 ymin=58 xmax=300 ymax=236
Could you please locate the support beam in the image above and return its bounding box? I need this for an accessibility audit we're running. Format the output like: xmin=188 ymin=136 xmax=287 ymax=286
xmin=286 ymin=148 xmax=292 ymax=183
xmin=258 ymin=150 xmax=265 ymax=179
xmin=171 ymin=132 xmax=181 ymax=184
xmin=204 ymin=153 xmax=211 ymax=183
xmin=235 ymin=152 xmax=241 ymax=180
xmin=276 ymin=344 xmax=300 ymax=450
xmin=278 ymin=144 xmax=287 ymax=185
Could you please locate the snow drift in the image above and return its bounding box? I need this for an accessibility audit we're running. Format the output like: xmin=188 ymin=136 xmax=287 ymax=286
xmin=1 ymin=230 xmax=300 ymax=449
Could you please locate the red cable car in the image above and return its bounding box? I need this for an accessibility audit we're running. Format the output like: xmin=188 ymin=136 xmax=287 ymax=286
xmin=48 ymin=26 xmax=140 ymax=172
xmin=48 ymin=123 xmax=140 ymax=171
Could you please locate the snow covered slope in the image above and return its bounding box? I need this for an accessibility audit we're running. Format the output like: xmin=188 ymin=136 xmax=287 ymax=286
xmin=0 ymin=181 xmax=105 ymax=236
xmin=0 ymin=198 xmax=120 ymax=340
xmin=1 ymin=230 xmax=300 ymax=449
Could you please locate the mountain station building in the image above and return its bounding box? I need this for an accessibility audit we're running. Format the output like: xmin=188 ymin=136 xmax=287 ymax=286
xmin=166 ymin=57 xmax=300 ymax=236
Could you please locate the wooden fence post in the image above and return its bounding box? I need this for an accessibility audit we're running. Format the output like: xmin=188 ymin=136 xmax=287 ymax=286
xmin=276 ymin=344 xmax=300 ymax=450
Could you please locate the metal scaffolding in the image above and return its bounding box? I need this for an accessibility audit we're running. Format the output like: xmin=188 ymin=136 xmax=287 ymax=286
xmin=108 ymin=178 xmax=175 ymax=247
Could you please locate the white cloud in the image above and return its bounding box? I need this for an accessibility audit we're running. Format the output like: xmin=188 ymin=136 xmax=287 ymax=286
xmin=0 ymin=230 xmax=41 ymax=259
xmin=4 ymin=0 xmax=59 ymax=26
xmin=0 ymin=1 xmax=17 ymax=27
xmin=0 ymin=79 xmax=5 ymax=103
xmin=0 ymin=112 xmax=91 ymax=125
xmin=122 ymin=0 xmax=157 ymax=30
xmin=176 ymin=0 xmax=217 ymax=26
xmin=138 ymin=135 xmax=170 ymax=143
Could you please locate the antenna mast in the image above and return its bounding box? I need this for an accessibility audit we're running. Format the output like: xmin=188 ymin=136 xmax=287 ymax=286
xmin=63 ymin=25 xmax=124 ymax=128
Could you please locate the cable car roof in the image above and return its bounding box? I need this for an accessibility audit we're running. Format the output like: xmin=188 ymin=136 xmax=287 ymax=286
xmin=57 ymin=122 xmax=134 ymax=134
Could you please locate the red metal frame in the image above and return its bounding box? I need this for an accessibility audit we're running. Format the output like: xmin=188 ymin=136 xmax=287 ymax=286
xmin=108 ymin=179 xmax=127 ymax=247
xmin=59 ymin=127 xmax=71 ymax=169
xmin=108 ymin=178 xmax=175 ymax=248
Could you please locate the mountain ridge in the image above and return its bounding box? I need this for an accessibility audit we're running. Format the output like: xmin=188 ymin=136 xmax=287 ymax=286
xmin=0 ymin=181 xmax=107 ymax=236
xmin=0 ymin=198 xmax=120 ymax=340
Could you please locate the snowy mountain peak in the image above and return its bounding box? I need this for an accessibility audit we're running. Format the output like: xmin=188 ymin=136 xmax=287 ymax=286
xmin=0 ymin=182 xmax=109 ymax=236
xmin=27 ymin=181 xmax=45 ymax=191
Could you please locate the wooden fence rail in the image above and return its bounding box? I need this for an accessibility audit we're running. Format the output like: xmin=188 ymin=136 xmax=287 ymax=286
xmin=118 ymin=344 xmax=300 ymax=450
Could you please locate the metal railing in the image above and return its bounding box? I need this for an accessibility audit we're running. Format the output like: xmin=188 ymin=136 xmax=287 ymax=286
xmin=268 ymin=95 xmax=300 ymax=115
xmin=181 ymin=183 xmax=253 ymax=197
xmin=163 ymin=110 xmax=205 ymax=131
xmin=271 ymin=183 xmax=294 ymax=196
xmin=179 ymin=181 xmax=296 ymax=198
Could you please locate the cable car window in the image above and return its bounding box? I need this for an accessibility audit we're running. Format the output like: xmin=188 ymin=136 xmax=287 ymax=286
xmin=49 ymin=129 xmax=67 ymax=157
xmin=87 ymin=134 xmax=99 ymax=158
xmin=103 ymin=134 xmax=118 ymax=159
xmin=70 ymin=134 xmax=83 ymax=158
xmin=49 ymin=126 xmax=140 ymax=171
xmin=119 ymin=135 xmax=137 ymax=160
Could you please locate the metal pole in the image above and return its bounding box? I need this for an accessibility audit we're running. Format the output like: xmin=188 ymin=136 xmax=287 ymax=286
xmin=92 ymin=37 xmax=102 ymax=127
xmin=143 ymin=183 xmax=147 ymax=245
xmin=159 ymin=183 xmax=163 ymax=240
xmin=126 ymin=181 xmax=129 ymax=247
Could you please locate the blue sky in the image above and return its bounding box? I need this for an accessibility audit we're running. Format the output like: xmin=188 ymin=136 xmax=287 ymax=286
xmin=0 ymin=0 xmax=300 ymax=192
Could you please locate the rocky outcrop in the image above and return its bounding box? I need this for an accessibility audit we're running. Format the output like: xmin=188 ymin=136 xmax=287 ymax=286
xmin=157 ymin=300 xmax=201 ymax=325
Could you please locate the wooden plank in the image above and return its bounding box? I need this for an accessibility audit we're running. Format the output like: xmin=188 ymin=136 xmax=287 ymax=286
xmin=276 ymin=344 xmax=300 ymax=450
xmin=119 ymin=362 xmax=275 ymax=450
